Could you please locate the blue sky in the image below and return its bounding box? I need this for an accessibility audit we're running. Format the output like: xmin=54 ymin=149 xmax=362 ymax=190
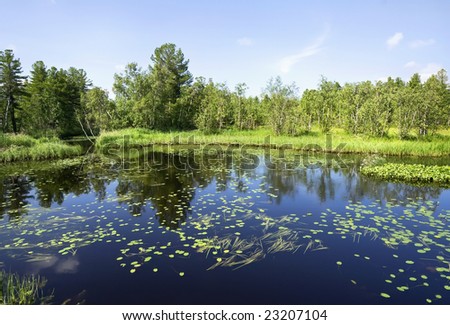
xmin=1 ymin=0 xmax=449 ymax=96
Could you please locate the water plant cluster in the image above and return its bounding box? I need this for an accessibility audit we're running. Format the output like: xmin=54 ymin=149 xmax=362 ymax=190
xmin=362 ymin=163 xmax=450 ymax=187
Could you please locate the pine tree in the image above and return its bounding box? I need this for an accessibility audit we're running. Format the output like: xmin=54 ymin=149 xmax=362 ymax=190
xmin=149 ymin=43 xmax=193 ymax=129
xmin=0 ymin=49 xmax=26 ymax=133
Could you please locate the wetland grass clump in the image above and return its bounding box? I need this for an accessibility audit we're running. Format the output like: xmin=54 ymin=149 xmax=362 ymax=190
xmin=361 ymin=163 xmax=450 ymax=186
xmin=0 ymin=271 xmax=52 ymax=305
xmin=0 ymin=134 xmax=82 ymax=162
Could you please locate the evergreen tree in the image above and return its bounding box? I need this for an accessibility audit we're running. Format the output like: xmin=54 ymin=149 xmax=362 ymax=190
xmin=0 ymin=49 xmax=25 ymax=133
xmin=21 ymin=61 xmax=50 ymax=136
xmin=148 ymin=43 xmax=192 ymax=129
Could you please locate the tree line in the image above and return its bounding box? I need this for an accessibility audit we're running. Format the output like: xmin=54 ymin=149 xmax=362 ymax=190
xmin=1 ymin=44 xmax=449 ymax=139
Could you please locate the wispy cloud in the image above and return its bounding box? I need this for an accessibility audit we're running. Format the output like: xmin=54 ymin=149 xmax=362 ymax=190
xmin=237 ymin=37 xmax=254 ymax=47
xmin=419 ymin=63 xmax=443 ymax=81
xmin=404 ymin=61 xmax=417 ymax=68
xmin=278 ymin=29 xmax=328 ymax=74
xmin=114 ymin=64 xmax=126 ymax=71
xmin=376 ymin=76 xmax=389 ymax=83
xmin=386 ymin=32 xmax=403 ymax=49
xmin=409 ymin=38 xmax=435 ymax=49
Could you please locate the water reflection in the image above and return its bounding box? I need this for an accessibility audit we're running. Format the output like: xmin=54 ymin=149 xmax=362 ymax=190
xmin=1 ymin=150 xmax=449 ymax=305
xmin=0 ymin=151 xmax=446 ymax=227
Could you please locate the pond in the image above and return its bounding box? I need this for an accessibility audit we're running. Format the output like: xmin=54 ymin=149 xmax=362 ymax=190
xmin=1 ymin=148 xmax=449 ymax=304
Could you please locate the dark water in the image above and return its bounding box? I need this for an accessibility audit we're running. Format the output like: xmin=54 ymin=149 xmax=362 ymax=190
xmin=1 ymin=149 xmax=449 ymax=305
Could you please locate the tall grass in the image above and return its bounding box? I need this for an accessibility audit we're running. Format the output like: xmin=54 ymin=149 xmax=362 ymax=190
xmin=0 ymin=271 xmax=52 ymax=305
xmin=96 ymin=128 xmax=450 ymax=157
xmin=0 ymin=133 xmax=37 ymax=148
xmin=0 ymin=133 xmax=82 ymax=163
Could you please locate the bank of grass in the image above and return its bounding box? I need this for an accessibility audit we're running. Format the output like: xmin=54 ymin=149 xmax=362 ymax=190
xmin=96 ymin=128 xmax=450 ymax=157
xmin=361 ymin=163 xmax=450 ymax=186
xmin=0 ymin=134 xmax=82 ymax=163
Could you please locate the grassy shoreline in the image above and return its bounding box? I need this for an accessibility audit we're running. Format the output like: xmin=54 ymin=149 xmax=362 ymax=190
xmin=0 ymin=134 xmax=82 ymax=163
xmin=96 ymin=128 xmax=450 ymax=157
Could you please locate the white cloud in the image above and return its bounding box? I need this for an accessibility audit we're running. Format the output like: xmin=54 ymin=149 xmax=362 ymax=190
xmin=404 ymin=61 xmax=417 ymax=68
xmin=409 ymin=38 xmax=435 ymax=49
xmin=237 ymin=37 xmax=254 ymax=47
xmin=419 ymin=63 xmax=443 ymax=81
xmin=386 ymin=32 xmax=404 ymax=49
xmin=279 ymin=31 xmax=327 ymax=74
xmin=377 ymin=76 xmax=389 ymax=83
xmin=114 ymin=64 xmax=126 ymax=71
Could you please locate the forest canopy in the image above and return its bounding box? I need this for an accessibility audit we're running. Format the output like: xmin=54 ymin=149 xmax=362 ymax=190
xmin=1 ymin=44 xmax=449 ymax=139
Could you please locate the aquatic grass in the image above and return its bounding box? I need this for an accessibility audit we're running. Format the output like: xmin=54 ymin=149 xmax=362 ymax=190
xmin=0 ymin=135 xmax=82 ymax=163
xmin=96 ymin=128 xmax=450 ymax=157
xmin=0 ymin=271 xmax=52 ymax=305
xmin=361 ymin=163 xmax=450 ymax=186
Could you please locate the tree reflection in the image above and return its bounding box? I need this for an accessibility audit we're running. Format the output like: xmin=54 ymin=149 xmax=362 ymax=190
xmin=0 ymin=175 xmax=32 ymax=220
xmin=0 ymin=150 xmax=446 ymax=226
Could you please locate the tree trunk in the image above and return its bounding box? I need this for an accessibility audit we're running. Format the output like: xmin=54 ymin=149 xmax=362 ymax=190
xmin=3 ymin=98 xmax=10 ymax=132
xmin=10 ymin=97 xmax=17 ymax=134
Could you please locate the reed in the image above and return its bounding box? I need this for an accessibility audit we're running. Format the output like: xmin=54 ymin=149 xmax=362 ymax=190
xmin=0 ymin=271 xmax=52 ymax=305
xmin=0 ymin=134 xmax=82 ymax=162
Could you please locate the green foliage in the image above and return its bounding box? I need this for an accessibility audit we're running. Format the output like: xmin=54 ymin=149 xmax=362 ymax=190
xmin=338 ymin=82 xmax=370 ymax=134
xmin=1 ymin=44 xmax=449 ymax=141
xmin=263 ymin=77 xmax=299 ymax=135
xmin=362 ymin=163 xmax=450 ymax=186
xmin=315 ymin=77 xmax=341 ymax=133
xmin=149 ymin=43 xmax=193 ymax=129
xmin=20 ymin=62 xmax=90 ymax=137
xmin=0 ymin=271 xmax=51 ymax=305
xmin=113 ymin=62 xmax=150 ymax=129
xmin=0 ymin=49 xmax=25 ymax=133
xmin=173 ymin=77 xmax=206 ymax=130
xmin=359 ymin=81 xmax=393 ymax=137
xmin=299 ymin=89 xmax=319 ymax=133
xmin=79 ymin=87 xmax=116 ymax=135
xmin=0 ymin=134 xmax=82 ymax=162
xmin=419 ymin=74 xmax=448 ymax=136
xmin=195 ymin=81 xmax=231 ymax=133
xmin=113 ymin=43 xmax=193 ymax=130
